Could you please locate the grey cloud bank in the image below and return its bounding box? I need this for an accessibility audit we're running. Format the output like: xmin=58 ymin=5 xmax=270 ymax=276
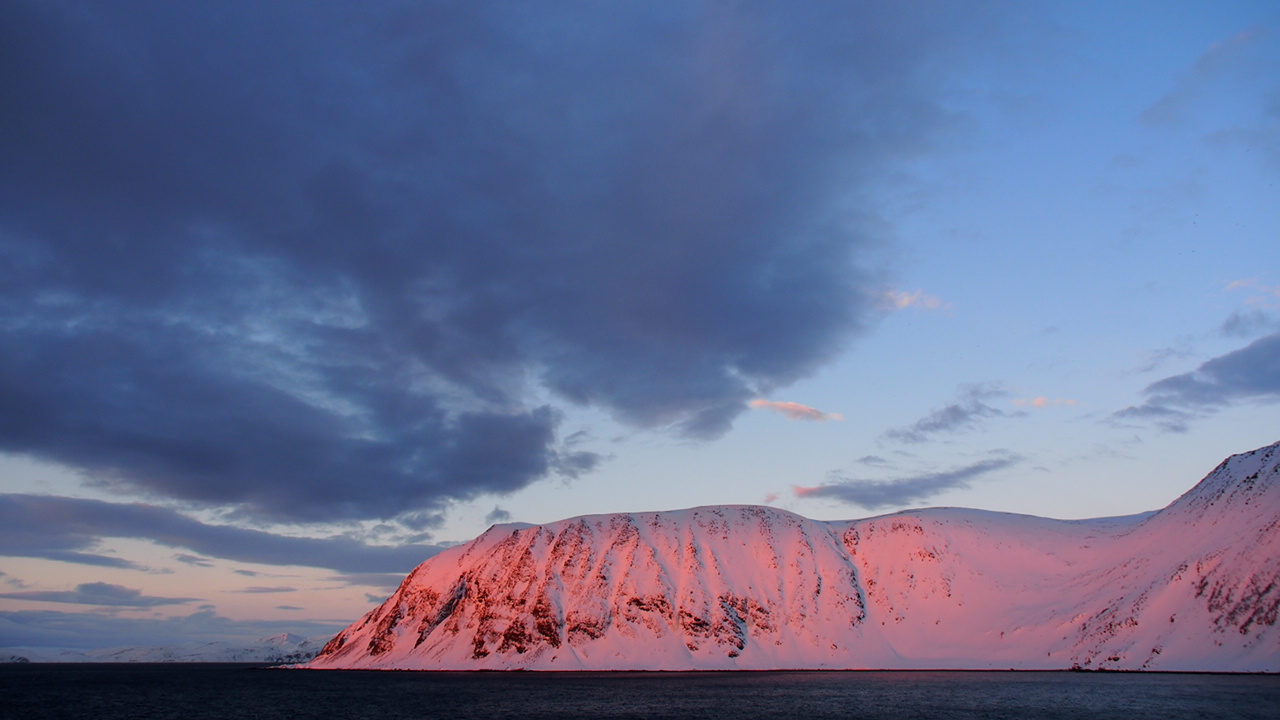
xmin=0 ymin=494 xmax=448 ymax=575
xmin=0 ymin=1 xmax=993 ymax=526
xmin=1117 ymin=332 xmax=1280 ymax=432
xmin=0 ymin=607 xmax=346 ymax=650
xmin=0 ymin=582 xmax=198 ymax=608
xmin=797 ymin=455 xmax=1021 ymax=509
xmin=884 ymin=384 xmax=1018 ymax=444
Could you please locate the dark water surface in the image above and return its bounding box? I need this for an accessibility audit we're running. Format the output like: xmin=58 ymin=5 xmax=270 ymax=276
xmin=3 ymin=664 xmax=1278 ymax=720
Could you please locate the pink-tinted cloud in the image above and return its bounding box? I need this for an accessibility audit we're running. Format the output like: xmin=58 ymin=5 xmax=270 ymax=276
xmin=1012 ymin=396 xmax=1078 ymax=409
xmin=1227 ymin=278 xmax=1280 ymax=308
xmin=750 ymin=399 xmax=844 ymax=422
xmin=881 ymin=289 xmax=947 ymax=311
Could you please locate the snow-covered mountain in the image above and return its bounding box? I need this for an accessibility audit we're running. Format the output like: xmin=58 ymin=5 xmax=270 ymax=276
xmin=2 ymin=633 xmax=329 ymax=664
xmin=307 ymin=441 xmax=1280 ymax=671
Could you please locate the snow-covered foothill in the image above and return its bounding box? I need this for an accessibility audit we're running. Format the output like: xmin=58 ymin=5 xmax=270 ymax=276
xmin=308 ymin=441 xmax=1280 ymax=671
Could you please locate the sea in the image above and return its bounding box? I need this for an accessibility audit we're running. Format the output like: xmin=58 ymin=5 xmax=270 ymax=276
xmin=2 ymin=664 xmax=1278 ymax=719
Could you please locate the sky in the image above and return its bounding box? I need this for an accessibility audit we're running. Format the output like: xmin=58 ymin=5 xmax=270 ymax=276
xmin=1 ymin=0 xmax=1278 ymax=651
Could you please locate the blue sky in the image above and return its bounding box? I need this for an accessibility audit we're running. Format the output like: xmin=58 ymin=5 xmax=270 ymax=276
xmin=1 ymin=1 xmax=1278 ymax=650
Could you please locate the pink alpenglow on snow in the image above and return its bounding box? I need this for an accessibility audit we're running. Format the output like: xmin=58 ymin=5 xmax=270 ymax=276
xmin=306 ymin=441 xmax=1280 ymax=671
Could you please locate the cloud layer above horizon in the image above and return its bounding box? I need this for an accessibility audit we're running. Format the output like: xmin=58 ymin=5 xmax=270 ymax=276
xmin=0 ymin=493 xmax=448 ymax=574
xmin=0 ymin=1 xmax=991 ymax=525
xmin=1116 ymin=332 xmax=1280 ymax=432
xmin=796 ymin=454 xmax=1022 ymax=510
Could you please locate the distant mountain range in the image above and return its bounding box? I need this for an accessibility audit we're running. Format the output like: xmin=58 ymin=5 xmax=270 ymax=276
xmin=2 ymin=633 xmax=328 ymax=664
xmin=308 ymin=441 xmax=1280 ymax=671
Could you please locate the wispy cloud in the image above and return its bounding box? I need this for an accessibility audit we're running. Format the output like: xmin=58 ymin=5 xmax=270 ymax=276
xmin=0 ymin=582 xmax=199 ymax=608
xmin=750 ymin=399 xmax=844 ymax=422
xmin=235 ymin=586 xmax=297 ymax=594
xmin=1142 ymin=30 xmax=1262 ymax=126
xmin=1113 ymin=332 xmax=1280 ymax=432
xmin=1111 ymin=404 xmax=1194 ymax=434
xmin=0 ymin=571 xmax=26 ymax=590
xmin=1136 ymin=345 xmax=1196 ymax=374
xmin=1221 ymin=310 xmax=1280 ymax=338
xmin=884 ymin=384 xmax=1018 ymax=443
xmin=881 ymin=289 xmax=948 ymax=311
xmin=327 ymin=574 xmax=409 ymax=592
xmin=1012 ymin=396 xmax=1078 ymax=409
xmin=795 ymin=454 xmax=1020 ymax=510
xmin=1226 ymin=278 xmax=1280 ymax=309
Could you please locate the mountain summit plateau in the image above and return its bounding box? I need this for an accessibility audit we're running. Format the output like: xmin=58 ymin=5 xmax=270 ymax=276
xmin=308 ymin=441 xmax=1280 ymax=671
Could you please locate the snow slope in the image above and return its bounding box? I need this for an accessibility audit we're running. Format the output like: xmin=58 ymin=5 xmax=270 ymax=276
xmin=307 ymin=441 xmax=1280 ymax=671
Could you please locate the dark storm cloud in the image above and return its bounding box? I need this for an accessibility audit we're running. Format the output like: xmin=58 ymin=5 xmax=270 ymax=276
xmin=0 ymin=1 xmax=991 ymax=522
xmin=0 ymin=582 xmax=198 ymax=607
xmin=1114 ymin=333 xmax=1280 ymax=432
xmin=884 ymin=385 xmax=1018 ymax=444
xmin=0 ymin=494 xmax=447 ymax=574
xmin=795 ymin=454 xmax=1020 ymax=509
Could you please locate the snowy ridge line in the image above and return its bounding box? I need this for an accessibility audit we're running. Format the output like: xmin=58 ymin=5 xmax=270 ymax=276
xmin=307 ymin=441 xmax=1280 ymax=671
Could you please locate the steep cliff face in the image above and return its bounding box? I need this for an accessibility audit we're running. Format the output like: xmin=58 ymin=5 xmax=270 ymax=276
xmin=308 ymin=441 xmax=1280 ymax=671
